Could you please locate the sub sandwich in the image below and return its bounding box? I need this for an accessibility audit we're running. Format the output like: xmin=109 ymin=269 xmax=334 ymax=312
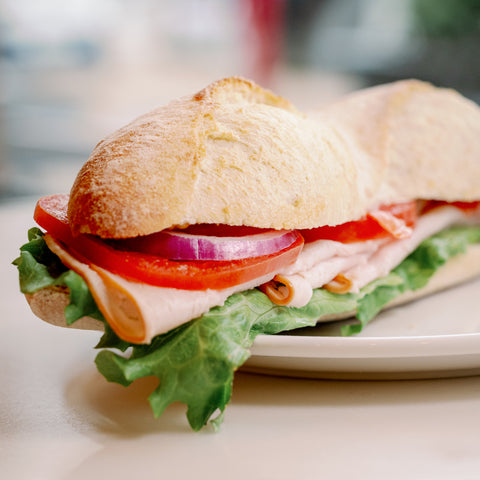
xmin=14 ymin=77 xmax=480 ymax=430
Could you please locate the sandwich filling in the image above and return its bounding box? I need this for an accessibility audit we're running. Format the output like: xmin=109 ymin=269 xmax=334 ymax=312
xmin=268 ymin=204 xmax=480 ymax=306
xmin=22 ymin=195 xmax=480 ymax=344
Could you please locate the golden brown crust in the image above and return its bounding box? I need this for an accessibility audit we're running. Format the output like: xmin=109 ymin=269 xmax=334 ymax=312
xmin=68 ymin=77 xmax=480 ymax=238
xmin=67 ymin=77 xmax=362 ymax=237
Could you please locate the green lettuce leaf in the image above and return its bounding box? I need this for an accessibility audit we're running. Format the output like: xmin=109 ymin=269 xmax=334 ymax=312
xmin=96 ymin=287 xmax=358 ymax=431
xmin=13 ymin=225 xmax=480 ymax=430
xmin=12 ymin=228 xmax=103 ymax=325
xmin=13 ymin=227 xmax=68 ymax=293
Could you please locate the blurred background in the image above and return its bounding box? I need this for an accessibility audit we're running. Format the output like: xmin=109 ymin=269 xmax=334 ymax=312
xmin=0 ymin=0 xmax=479 ymax=203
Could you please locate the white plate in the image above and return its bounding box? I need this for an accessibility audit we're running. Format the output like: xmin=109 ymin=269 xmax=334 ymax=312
xmin=245 ymin=277 xmax=480 ymax=380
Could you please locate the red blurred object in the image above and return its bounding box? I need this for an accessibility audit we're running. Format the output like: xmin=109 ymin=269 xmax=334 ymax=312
xmin=245 ymin=0 xmax=286 ymax=85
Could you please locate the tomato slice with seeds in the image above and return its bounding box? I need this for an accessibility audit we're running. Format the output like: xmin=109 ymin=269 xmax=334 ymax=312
xmin=34 ymin=195 xmax=304 ymax=290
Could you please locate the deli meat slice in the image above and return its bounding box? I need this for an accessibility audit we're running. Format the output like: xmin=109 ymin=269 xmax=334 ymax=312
xmin=342 ymin=206 xmax=476 ymax=292
xmin=44 ymin=235 xmax=274 ymax=344
xmin=273 ymin=206 xmax=479 ymax=306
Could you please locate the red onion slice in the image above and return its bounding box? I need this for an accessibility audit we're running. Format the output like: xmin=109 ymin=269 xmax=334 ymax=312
xmin=117 ymin=228 xmax=301 ymax=261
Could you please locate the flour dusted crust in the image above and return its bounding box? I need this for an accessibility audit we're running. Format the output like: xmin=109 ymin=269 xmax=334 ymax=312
xmin=68 ymin=77 xmax=480 ymax=238
xmin=68 ymin=77 xmax=361 ymax=238
xmin=315 ymin=80 xmax=480 ymax=207
xmin=24 ymin=244 xmax=480 ymax=333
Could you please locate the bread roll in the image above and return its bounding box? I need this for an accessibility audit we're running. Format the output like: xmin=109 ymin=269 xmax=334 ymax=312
xmin=68 ymin=77 xmax=480 ymax=239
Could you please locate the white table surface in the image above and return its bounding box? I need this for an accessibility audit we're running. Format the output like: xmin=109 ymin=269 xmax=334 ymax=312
xmin=2 ymin=197 xmax=480 ymax=480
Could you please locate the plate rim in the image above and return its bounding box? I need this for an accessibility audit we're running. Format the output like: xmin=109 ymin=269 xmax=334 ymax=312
xmin=250 ymin=332 xmax=480 ymax=359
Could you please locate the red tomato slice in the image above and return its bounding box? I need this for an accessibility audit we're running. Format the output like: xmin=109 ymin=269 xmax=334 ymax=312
xmin=173 ymin=224 xmax=272 ymax=237
xmin=299 ymin=202 xmax=418 ymax=244
xmin=452 ymin=201 xmax=480 ymax=211
xmin=34 ymin=195 xmax=304 ymax=290
xmin=422 ymin=200 xmax=480 ymax=214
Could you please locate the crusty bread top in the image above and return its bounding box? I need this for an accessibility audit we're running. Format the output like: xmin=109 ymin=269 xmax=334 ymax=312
xmin=315 ymin=80 xmax=480 ymax=206
xmin=68 ymin=77 xmax=480 ymax=238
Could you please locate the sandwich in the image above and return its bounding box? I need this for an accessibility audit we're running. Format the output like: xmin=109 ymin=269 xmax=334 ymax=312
xmin=13 ymin=77 xmax=480 ymax=430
